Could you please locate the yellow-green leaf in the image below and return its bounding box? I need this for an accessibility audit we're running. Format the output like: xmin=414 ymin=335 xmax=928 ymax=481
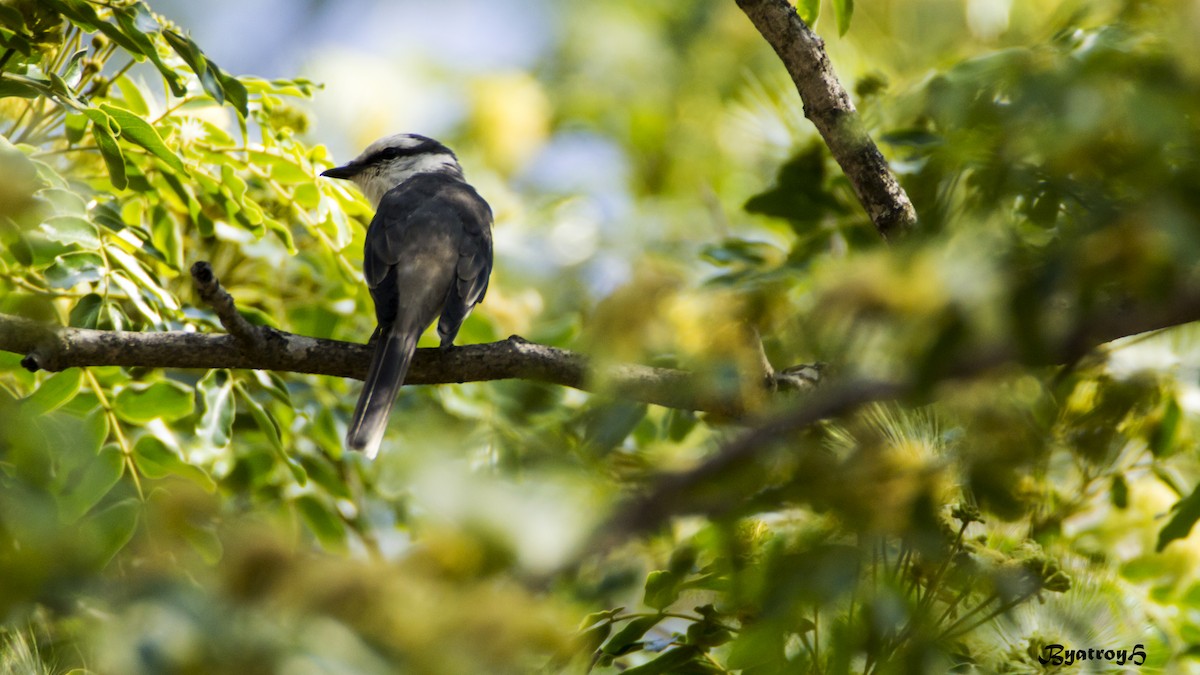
xmin=99 ymin=103 xmax=187 ymax=174
xmin=114 ymin=380 xmax=195 ymax=423
xmin=23 ymin=369 xmax=84 ymax=415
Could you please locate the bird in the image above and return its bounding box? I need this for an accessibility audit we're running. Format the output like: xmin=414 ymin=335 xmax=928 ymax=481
xmin=321 ymin=134 xmax=493 ymax=458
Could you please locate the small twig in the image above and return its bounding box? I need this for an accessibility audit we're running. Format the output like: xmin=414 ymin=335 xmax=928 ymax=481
xmin=83 ymin=368 xmax=144 ymax=501
xmin=189 ymin=261 xmax=266 ymax=352
xmin=749 ymin=326 xmax=776 ymax=391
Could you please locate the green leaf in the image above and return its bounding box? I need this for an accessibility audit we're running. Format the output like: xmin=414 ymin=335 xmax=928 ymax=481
xmin=115 ymin=76 xmax=151 ymax=116
xmin=196 ymin=369 xmax=235 ymax=448
xmin=102 ymin=3 xmax=184 ymax=96
xmin=40 ymin=215 xmax=100 ymax=250
xmin=38 ymin=186 xmax=89 ymax=216
xmin=0 ymin=4 xmax=26 ymax=34
xmin=577 ymin=621 xmax=612 ymax=655
xmin=295 ymin=494 xmax=346 ymax=549
xmin=833 ymin=0 xmax=854 ymax=36
xmin=601 ymin=615 xmax=661 ymax=656
xmin=80 ymin=497 xmax=139 ymax=569
xmin=131 ymin=434 xmax=177 ymax=479
xmin=621 ymin=646 xmax=701 ymax=675
xmin=236 ymin=383 xmax=306 ymax=484
xmin=237 ymin=384 xmax=282 ymax=452
xmin=643 ymin=570 xmax=680 ymax=610
xmin=1149 ymin=398 xmax=1182 ymax=456
xmin=162 ymin=29 xmax=225 ymax=105
xmin=69 ymin=293 xmax=104 ymax=329
xmin=685 ymin=607 xmax=732 ymax=648
xmin=797 ymin=0 xmax=820 ymax=24
xmin=61 ymin=48 xmax=88 ymax=89
xmin=45 ymin=252 xmax=105 ymax=289
xmin=664 ymin=409 xmax=697 ymax=441
xmin=881 ymin=128 xmax=943 ymax=148
xmin=218 ymin=70 xmax=249 ymax=118
xmin=23 ymin=369 xmax=84 ymax=415
xmin=40 ymin=0 xmax=102 ymax=32
xmin=114 ymin=380 xmax=195 ymax=424
xmin=1112 ymin=474 xmax=1129 ymax=510
xmin=181 ymin=523 xmax=223 ymax=564
xmin=59 ymin=444 xmax=125 ymax=523
xmin=105 ymin=245 xmax=180 ymax=310
xmin=0 ymin=76 xmax=47 ymax=99
xmin=87 ymin=112 xmax=127 ymax=190
xmin=579 ymin=607 xmax=624 ymax=630
xmin=99 ymin=103 xmax=188 ymax=174
xmin=1157 ymin=483 xmax=1200 ymax=552
xmin=132 ymin=434 xmax=214 ymax=490
xmin=726 ymin=625 xmax=787 ymax=670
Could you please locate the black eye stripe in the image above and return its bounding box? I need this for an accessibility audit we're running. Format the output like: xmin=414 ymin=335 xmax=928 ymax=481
xmin=365 ymin=140 xmax=451 ymax=165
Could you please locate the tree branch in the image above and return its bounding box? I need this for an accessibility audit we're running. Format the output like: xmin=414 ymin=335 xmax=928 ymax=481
xmin=0 ymin=262 xmax=823 ymax=415
xmin=586 ymin=286 xmax=1200 ymax=548
xmin=0 ymin=310 xmax=817 ymax=417
xmin=736 ymin=0 xmax=917 ymax=239
xmin=190 ymin=260 xmax=266 ymax=351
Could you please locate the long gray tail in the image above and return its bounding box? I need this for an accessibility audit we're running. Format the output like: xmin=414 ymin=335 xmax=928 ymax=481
xmin=346 ymin=324 xmax=418 ymax=458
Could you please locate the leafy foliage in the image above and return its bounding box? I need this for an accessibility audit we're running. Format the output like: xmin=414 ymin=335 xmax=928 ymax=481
xmin=1 ymin=0 xmax=1200 ymax=673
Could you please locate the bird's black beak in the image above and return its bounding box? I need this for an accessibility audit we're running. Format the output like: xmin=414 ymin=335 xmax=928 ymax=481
xmin=321 ymin=163 xmax=360 ymax=179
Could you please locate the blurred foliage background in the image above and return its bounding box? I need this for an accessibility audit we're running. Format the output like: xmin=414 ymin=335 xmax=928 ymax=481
xmin=2 ymin=0 xmax=1200 ymax=672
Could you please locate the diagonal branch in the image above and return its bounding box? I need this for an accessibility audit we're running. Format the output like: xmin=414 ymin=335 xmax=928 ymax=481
xmin=585 ymin=286 xmax=1200 ymax=549
xmin=736 ymin=0 xmax=917 ymax=239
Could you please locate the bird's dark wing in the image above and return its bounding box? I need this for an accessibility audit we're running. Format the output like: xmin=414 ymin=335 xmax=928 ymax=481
xmin=361 ymin=175 xmax=488 ymax=328
xmin=436 ymin=182 xmax=493 ymax=346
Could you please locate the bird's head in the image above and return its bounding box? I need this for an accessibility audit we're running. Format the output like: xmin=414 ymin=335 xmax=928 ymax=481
xmin=321 ymin=134 xmax=463 ymax=208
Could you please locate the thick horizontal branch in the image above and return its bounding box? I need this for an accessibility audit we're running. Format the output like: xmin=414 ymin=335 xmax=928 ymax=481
xmin=0 ymin=312 xmax=819 ymax=417
xmin=736 ymin=0 xmax=917 ymax=239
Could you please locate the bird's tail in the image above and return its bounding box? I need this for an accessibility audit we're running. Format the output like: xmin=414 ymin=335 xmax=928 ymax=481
xmin=346 ymin=324 xmax=418 ymax=458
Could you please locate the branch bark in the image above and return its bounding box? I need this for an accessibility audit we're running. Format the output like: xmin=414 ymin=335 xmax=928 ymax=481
xmin=1 ymin=263 xmax=825 ymax=416
xmin=0 ymin=311 xmax=818 ymax=418
xmin=736 ymin=0 xmax=917 ymax=239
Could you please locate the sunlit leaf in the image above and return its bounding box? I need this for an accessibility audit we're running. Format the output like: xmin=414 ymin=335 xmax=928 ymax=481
xmin=23 ymin=369 xmax=84 ymax=415
xmin=107 ymin=269 xmax=163 ymax=326
xmin=40 ymin=215 xmax=100 ymax=250
xmin=114 ymin=380 xmax=195 ymax=424
xmin=99 ymin=103 xmax=187 ymax=174
xmin=1157 ymin=483 xmax=1200 ymax=552
xmin=45 ymin=252 xmax=104 ymax=289
xmin=196 ymin=369 xmax=235 ymax=448
xmin=132 ymin=434 xmax=214 ymax=490
xmin=87 ymin=114 xmax=127 ymax=190
xmin=797 ymin=0 xmax=820 ymax=25
xmin=833 ymin=0 xmax=854 ymax=35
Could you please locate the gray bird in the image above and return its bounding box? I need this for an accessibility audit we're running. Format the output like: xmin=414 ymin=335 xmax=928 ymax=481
xmin=322 ymin=134 xmax=493 ymax=458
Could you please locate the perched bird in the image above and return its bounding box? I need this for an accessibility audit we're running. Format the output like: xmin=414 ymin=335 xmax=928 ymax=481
xmin=322 ymin=134 xmax=493 ymax=458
